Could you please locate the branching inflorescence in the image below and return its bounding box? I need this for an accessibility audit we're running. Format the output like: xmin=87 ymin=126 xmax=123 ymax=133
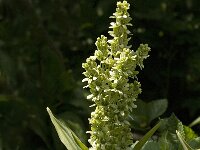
xmin=82 ymin=1 xmax=150 ymax=149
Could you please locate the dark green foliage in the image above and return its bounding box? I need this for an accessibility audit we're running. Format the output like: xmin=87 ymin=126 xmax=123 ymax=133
xmin=0 ymin=0 xmax=200 ymax=149
xmin=0 ymin=0 xmax=90 ymax=149
xmin=142 ymin=114 xmax=200 ymax=149
xmin=132 ymin=0 xmax=200 ymax=119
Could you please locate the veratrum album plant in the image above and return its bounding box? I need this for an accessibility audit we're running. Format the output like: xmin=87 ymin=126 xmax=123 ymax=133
xmin=82 ymin=1 xmax=150 ymax=149
xmin=47 ymin=1 xmax=200 ymax=150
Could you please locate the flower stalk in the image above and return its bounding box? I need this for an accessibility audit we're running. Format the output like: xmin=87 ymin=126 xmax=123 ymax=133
xmin=82 ymin=1 xmax=150 ymax=149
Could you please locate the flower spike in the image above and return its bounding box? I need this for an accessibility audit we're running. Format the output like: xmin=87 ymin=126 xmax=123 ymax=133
xmin=82 ymin=1 xmax=150 ymax=149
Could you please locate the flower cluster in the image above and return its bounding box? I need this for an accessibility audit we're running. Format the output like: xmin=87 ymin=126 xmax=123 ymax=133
xmin=82 ymin=1 xmax=150 ymax=150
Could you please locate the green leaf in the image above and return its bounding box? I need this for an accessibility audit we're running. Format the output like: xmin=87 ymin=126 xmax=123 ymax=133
xmin=58 ymin=111 xmax=88 ymax=144
xmin=176 ymin=130 xmax=193 ymax=150
xmin=184 ymin=126 xmax=197 ymax=141
xmin=159 ymin=114 xmax=184 ymax=137
xmin=158 ymin=114 xmax=185 ymax=149
xmin=156 ymin=114 xmax=200 ymax=150
xmin=71 ymin=133 xmax=89 ymax=150
xmin=133 ymin=121 xmax=161 ymax=150
xmin=189 ymin=117 xmax=200 ymax=127
xmin=147 ymin=99 xmax=168 ymax=122
xmin=47 ymin=107 xmax=88 ymax=150
xmin=188 ymin=137 xmax=200 ymax=149
xmin=141 ymin=141 xmax=160 ymax=150
xmin=158 ymin=132 xmax=175 ymax=150
xmin=130 ymin=99 xmax=167 ymax=129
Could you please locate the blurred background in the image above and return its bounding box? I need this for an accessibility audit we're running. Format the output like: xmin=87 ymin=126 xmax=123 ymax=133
xmin=0 ymin=0 xmax=199 ymax=149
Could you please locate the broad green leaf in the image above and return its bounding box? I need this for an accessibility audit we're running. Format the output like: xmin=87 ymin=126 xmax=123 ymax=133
xmin=133 ymin=121 xmax=161 ymax=150
xmin=176 ymin=130 xmax=193 ymax=150
xmin=188 ymin=137 xmax=200 ymax=149
xmin=147 ymin=99 xmax=168 ymax=123
xmin=156 ymin=114 xmax=200 ymax=150
xmin=58 ymin=111 xmax=88 ymax=144
xmin=130 ymin=99 xmax=167 ymax=129
xmin=158 ymin=132 xmax=175 ymax=150
xmin=158 ymin=114 xmax=185 ymax=149
xmin=159 ymin=114 xmax=185 ymax=139
xmin=71 ymin=133 xmax=89 ymax=150
xmin=141 ymin=141 xmax=160 ymax=150
xmin=47 ymin=107 xmax=88 ymax=150
xmin=189 ymin=117 xmax=200 ymax=127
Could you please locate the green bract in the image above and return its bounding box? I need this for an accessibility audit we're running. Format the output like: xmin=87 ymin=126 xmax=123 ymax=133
xmin=82 ymin=1 xmax=150 ymax=150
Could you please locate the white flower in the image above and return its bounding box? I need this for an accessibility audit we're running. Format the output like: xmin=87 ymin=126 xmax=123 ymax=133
xmin=82 ymin=1 xmax=150 ymax=149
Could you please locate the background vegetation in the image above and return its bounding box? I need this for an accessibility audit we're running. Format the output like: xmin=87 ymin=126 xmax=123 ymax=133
xmin=0 ymin=0 xmax=199 ymax=149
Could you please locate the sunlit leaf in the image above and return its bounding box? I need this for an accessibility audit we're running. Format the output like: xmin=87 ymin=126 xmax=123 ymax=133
xmin=184 ymin=126 xmax=197 ymax=141
xmin=72 ymin=133 xmax=88 ymax=150
xmin=133 ymin=121 xmax=161 ymax=150
xmin=189 ymin=117 xmax=200 ymax=128
xmin=176 ymin=130 xmax=193 ymax=150
xmin=47 ymin=107 xmax=88 ymax=150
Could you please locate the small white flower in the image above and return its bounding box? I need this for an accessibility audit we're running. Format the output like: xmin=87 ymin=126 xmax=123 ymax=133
xmin=82 ymin=1 xmax=150 ymax=149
